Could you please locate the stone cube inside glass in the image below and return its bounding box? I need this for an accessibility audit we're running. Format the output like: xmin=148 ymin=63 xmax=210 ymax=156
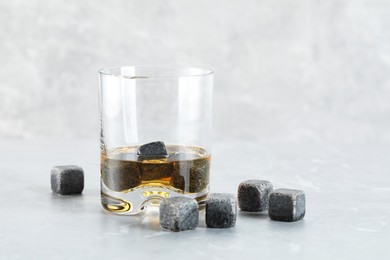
xmin=99 ymin=66 xmax=213 ymax=215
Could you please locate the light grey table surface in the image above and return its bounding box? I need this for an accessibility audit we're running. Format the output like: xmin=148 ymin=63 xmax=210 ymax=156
xmin=1 ymin=139 xmax=389 ymax=259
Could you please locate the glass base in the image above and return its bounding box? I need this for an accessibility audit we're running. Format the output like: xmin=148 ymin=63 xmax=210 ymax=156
xmin=101 ymin=181 xmax=209 ymax=215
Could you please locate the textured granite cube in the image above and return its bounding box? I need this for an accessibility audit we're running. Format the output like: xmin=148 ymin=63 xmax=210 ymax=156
xmin=51 ymin=165 xmax=84 ymax=195
xmin=238 ymin=180 xmax=273 ymax=212
xmin=170 ymin=158 xmax=210 ymax=193
xmin=206 ymin=193 xmax=237 ymax=228
xmin=101 ymin=159 xmax=141 ymax=191
xmin=268 ymin=189 xmax=306 ymax=222
xmin=137 ymin=141 xmax=168 ymax=160
xmin=159 ymin=197 xmax=199 ymax=232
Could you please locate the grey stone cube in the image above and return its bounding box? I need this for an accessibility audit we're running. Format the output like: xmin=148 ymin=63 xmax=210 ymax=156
xmin=268 ymin=189 xmax=306 ymax=222
xmin=51 ymin=165 xmax=84 ymax=195
xmin=101 ymin=159 xmax=141 ymax=191
xmin=206 ymin=193 xmax=237 ymax=228
xmin=137 ymin=141 xmax=168 ymax=160
xmin=170 ymin=158 xmax=210 ymax=193
xmin=238 ymin=180 xmax=273 ymax=212
xmin=159 ymin=197 xmax=199 ymax=232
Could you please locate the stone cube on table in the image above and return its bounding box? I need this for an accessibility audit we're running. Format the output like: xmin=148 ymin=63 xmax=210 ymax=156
xmin=268 ymin=189 xmax=306 ymax=222
xmin=206 ymin=193 xmax=237 ymax=228
xmin=159 ymin=197 xmax=199 ymax=232
xmin=51 ymin=165 xmax=84 ymax=195
xmin=237 ymin=180 xmax=273 ymax=212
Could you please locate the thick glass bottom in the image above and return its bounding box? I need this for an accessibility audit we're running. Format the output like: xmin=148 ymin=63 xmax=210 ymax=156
xmin=101 ymin=181 xmax=209 ymax=215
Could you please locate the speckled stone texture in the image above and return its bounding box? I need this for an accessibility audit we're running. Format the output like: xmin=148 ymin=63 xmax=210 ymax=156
xmin=159 ymin=197 xmax=199 ymax=232
xmin=170 ymin=157 xmax=210 ymax=193
xmin=237 ymin=180 xmax=273 ymax=212
xmin=101 ymin=159 xmax=141 ymax=191
xmin=51 ymin=165 xmax=84 ymax=195
xmin=205 ymin=193 xmax=237 ymax=228
xmin=137 ymin=141 xmax=168 ymax=160
xmin=268 ymin=189 xmax=306 ymax=222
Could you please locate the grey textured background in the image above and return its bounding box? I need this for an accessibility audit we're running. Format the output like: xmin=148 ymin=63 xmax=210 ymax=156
xmin=1 ymin=0 xmax=390 ymax=142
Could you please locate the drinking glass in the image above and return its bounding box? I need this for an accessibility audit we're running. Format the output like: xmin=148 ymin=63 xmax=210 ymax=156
xmin=99 ymin=66 xmax=213 ymax=215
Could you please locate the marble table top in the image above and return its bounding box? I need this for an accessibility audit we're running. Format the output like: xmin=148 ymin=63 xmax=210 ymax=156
xmin=1 ymin=139 xmax=389 ymax=259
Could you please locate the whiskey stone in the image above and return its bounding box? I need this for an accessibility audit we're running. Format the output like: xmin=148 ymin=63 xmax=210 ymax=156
xmin=101 ymin=159 xmax=141 ymax=191
xmin=268 ymin=189 xmax=306 ymax=222
xmin=238 ymin=180 xmax=273 ymax=212
xmin=51 ymin=165 xmax=84 ymax=195
xmin=206 ymin=193 xmax=237 ymax=228
xmin=159 ymin=197 xmax=199 ymax=232
xmin=137 ymin=141 xmax=168 ymax=160
xmin=170 ymin=158 xmax=210 ymax=193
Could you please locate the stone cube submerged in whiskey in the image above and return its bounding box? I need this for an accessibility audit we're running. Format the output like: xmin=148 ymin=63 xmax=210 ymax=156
xmin=101 ymin=144 xmax=210 ymax=194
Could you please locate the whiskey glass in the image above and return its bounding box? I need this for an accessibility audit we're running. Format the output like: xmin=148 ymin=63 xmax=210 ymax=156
xmin=99 ymin=66 xmax=213 ymax=215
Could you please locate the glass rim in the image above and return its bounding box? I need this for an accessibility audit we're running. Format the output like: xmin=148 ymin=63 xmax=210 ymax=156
xmin=99 ymin=65 xmax=214 ymax=79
